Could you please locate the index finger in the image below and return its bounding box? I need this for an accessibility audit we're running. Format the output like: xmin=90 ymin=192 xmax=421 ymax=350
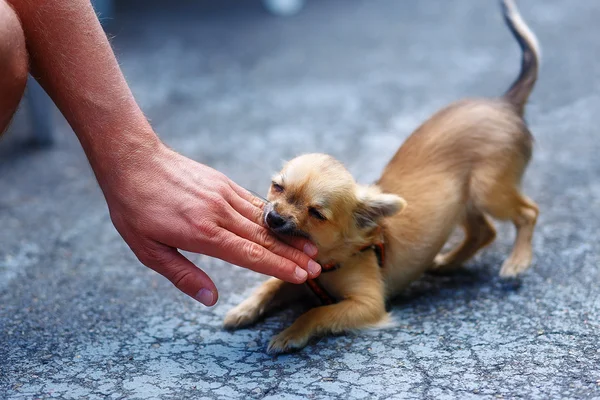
xmin=229 ymin=183 xmax=267 ymax=209
xmin=228 ymin=183 xmax=318 ymax=257
xmin=207 ymin=228 xmax=309 ymax=284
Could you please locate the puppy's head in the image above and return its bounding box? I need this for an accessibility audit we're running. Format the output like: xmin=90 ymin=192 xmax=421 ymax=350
xmin=264 ymin=154 xmax=406 ymax=258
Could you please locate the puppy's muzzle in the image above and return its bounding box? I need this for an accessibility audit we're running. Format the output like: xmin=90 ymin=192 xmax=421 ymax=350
xmin=265 ymin=209 xmax=295 ymax=232
xmin=266 ymin=210 xmax=286 ymax=228
xmin=263 ymin=203 xmax=299 ymax=235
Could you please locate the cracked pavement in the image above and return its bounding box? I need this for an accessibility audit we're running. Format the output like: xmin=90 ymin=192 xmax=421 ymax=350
xmin=1 ymin=0 xmax=599 ymax=398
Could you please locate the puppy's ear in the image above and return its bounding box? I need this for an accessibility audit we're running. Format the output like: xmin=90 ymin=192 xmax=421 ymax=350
xmin=354 ymin=185 xmax=406 ymax=228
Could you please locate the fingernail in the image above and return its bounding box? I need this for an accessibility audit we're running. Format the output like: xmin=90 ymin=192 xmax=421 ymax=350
xmin=294 ymin=266 xmax=308 ymax=282
xmin=195 ymin=288 xmax=215 ymax=306
xmin=308 ymin=260 xmax=321 ymax=278
xmin=303 ymin=242 xmax=318 ymax=257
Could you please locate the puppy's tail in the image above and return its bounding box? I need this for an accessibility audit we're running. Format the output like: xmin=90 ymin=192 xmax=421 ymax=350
xmin=501 ymin=0 xmax=540 ymax=116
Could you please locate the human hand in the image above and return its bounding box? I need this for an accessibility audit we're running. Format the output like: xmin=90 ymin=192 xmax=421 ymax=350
xmin=99 ymin=143 xmax=321 ymax=306
xmin=5 ymin=0 xmax=321 ymax=306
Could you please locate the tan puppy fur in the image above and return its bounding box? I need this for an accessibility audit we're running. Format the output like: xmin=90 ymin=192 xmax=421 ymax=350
xmin=224 ymin=0 xmax=540 ymax=353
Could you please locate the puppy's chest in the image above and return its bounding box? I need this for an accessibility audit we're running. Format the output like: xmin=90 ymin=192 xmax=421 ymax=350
xmin=380 ymin=242 xmax=439 ymax=298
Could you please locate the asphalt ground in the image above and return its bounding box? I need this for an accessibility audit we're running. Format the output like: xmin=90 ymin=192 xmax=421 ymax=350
xmin=1 ymin=1 xmax=599 ymax=398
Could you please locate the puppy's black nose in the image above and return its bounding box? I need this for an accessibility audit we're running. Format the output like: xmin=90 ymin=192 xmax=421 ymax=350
xmin=266 ymin=210 xmax=287 ymax=229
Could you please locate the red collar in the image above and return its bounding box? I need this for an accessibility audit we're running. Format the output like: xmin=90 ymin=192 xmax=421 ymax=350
xmin=321 ymin=242 xmax=385 ymax=272
xmin=306 ymin=241 xmax=386 ymax=305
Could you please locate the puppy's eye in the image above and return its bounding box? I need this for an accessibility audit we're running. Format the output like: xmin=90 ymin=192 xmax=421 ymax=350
xmin=308 ymin=207 xmax=326 ymax=221
xmin=272 ymin=182 xmax=284 ymax=193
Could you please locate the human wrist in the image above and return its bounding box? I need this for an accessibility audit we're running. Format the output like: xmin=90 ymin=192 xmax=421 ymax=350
xmin=82 ymin=120 xmax=164 ymax=194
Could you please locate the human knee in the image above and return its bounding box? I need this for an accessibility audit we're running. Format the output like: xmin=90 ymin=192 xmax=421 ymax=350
xmin=0 ymin=0 xmax=28 ymax=86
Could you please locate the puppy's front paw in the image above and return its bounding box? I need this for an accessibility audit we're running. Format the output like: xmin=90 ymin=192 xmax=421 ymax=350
xmin=223 ymin=302 xmax=262 ymax=330
xmin=267 ymin=327 xmax=311 ymax=354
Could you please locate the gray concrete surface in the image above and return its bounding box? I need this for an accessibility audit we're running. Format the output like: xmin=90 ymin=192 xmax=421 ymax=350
xmin=1 ymin=0 xmax=599 ymax=398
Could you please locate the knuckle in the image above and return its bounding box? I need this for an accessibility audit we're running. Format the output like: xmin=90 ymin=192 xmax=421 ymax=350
xmin=212 ymin=179 xmax=231 ymax=196
xmin=204 ymin=192 xmax=228 ymax=211
xmin=273 ymin=261 xmax=298 ymax=281
xmin=170 ymin=268 xmax=194 ymax=290
xmin=136 ymin=245 xmax=168 ymax=269
xmin=195 ymin=222 xmax=220 ymax=242
xmin=246 ymin=204 xmax=262 ymax=225
xmin=257 ymin=228 xmax=276 ymax=249
xmin=218 ymin=181 xmax=234 ymax=197
xmin=212 ymin=195 xmax=229 ymax=211
xmin=243 ymin=242 xmax=267 ymax=264
xmin=135 ymin=251 xmax=153 ymax=267
xmin=250 ymin=196 xmax=266 ymax=211
xmin=212 ymin=171 xmax=228 ymax=183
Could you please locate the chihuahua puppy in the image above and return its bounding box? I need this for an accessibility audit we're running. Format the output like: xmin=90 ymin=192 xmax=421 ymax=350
xmin=224 ymin=0 xmax=540 ymax=353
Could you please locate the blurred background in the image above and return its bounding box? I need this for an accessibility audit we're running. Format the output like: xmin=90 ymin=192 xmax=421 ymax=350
xmin=1 ymin=1 xmax=599 ymax=398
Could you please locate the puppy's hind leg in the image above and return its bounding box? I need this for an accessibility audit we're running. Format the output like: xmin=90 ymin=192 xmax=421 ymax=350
xmin=477 ymin=186 xmax=539 ymax=277
xmin=224 ymin=278 xmax=304 ymax=330
xmin=498 ymin=194 xmax=539 ymax=277
xmin=430 ymin=206 xmax=497 ymax=273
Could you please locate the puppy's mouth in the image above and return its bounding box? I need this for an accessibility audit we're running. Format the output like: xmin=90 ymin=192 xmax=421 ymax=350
xmin=273 ymin=225 xmax=312 ymax=239
xmin=263 ymin=203 xmax=311 ymax=240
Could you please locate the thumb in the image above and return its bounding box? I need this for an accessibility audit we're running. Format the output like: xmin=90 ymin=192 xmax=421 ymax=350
xmin=145 ymin=244 xmax=219 ymax=306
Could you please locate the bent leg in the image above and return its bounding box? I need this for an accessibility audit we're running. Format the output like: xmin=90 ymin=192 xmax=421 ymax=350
xmin=267 ymin=294 xmax=388 ymax=353
xmin=499 ymin=195 xmax=539 ymax=277
xmin=223 ymin=278 xmax=307 ymax=329
xmin=431 ymin=207 xmax=497 ymax=273
xmin=0 ymin=0 xmax=28 ymax=135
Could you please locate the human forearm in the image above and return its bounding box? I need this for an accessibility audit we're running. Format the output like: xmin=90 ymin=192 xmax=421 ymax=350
xmin=7 ymin=0 xmax=321 ymax=304
xmin=8 ymin=0 xmax=159 ymax=182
